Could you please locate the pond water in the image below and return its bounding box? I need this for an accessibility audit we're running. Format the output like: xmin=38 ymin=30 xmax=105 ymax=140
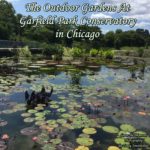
xmin=0 ymin=58 xmax=150 ymax=150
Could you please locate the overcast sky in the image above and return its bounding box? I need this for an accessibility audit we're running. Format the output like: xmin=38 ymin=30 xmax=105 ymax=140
xmin=7 ymin=0 xmax=150 ymax=33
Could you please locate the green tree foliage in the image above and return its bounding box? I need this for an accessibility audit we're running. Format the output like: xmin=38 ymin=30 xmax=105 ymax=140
xmin=0 ymin=0 xmax=150 ymax=53
xmin=104 ymin=31 xmax=115 ymax=47
xmin=0 ymin=0 xmax=16 ymax=39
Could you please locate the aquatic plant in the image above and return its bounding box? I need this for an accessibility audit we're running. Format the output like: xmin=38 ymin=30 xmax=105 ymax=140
xmin=75 ymin=146 xmax=89 ymax=150
xmin=57 ymin=108 xmax=66 ymax=113
xmin=120 ymin=124 xmax=136 ymax=132
xmin=21 ymin=113 xmax=31 ymax=117
xmin=0 ymin=140 xmax=7 ymax=150
xmin=102 ymin=126 xmax=119 ymax=134
xmin=35 ymin=120 xmax=46 ymax=126
xmin=24 ymin=117 xmax=35 ymax=123
xmin=50 ymin=138 xmax=62 ymax=145
xmin=76 ymin=137 xmax=93 ymax=146
xmin=107 ymin=146 xmax=121 ymax=150
xmin=41 ymin=143 xmax=56 ymax=150
xmin=0 ymin=120 xmax=7 ymax=127
xmin=57 ymin=119 xmax=67 ymax=124
xmin=1 ymin=134 xmax=9 ymax=141
xmin=20 ymin=127 xmax=38 ymax=136
xmin=28 ymin=109 xmax=38 ymax=114
xmin=32 ymin=136 xmax=38 ymax=142
xmin=114 ymin=138 xmax=129 ymax=146
xmin=82 ymin=128 xmax=97 ymax=135
xmin=79 ymin=134 xmax=90 ymax=138
xmin=37 ymin=131 xmax=50 ymax=145
xmin=145 ymin=137 xmax=150 ymax=145
xmin=2 ymin=109 xmax=16 ymax=114
xmin=15 ymin=46 xmax=32 ymax=58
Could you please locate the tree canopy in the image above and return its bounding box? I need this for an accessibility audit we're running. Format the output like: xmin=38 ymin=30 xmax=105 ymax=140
xmin=0 ymin=0 xmax=150 ymax=50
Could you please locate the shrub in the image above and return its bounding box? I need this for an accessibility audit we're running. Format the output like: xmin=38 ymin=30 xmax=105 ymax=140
xmin=145 ymin=42 xmax=148 ymax=49
xmin=104 ymin=50 xmax=114 ymax=59
xmin=90 ymin=49 xmax=98 ymax=57
xmin=125 ymin=50 xmax=130 ymax=56
xmin=137 ymin=48 xmax=144 ymax=57
xmin=42 ymin=43 xmax=64 ymax=60
xmin=70 ymin=47 xmax=84 ymax=58
xmin=16 ymin=46 xmax=31 ymax=57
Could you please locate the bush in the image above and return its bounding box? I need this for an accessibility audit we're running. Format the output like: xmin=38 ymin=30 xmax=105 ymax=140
xmin=42 ymin=43 xmax=64 ymax=60
xmin=137 ymin=48 xmax=144 ymax=57
xmin=70 ymin=47 xmax=84 ymax=58
xmin=16 ymin=46 xmax=31 ymax=57
xmin=104 ymin=50 xmax=114 ymax=59
xmin=125 ymin=50 xmax=130 ymax=56
xmin=145 ymin=42 xmax=149 ymax=49
xmin=90 ymin=49 xmax=98 ymax=57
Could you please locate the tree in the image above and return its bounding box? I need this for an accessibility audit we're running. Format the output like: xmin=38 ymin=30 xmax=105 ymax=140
xmin=0 ymin=0 xmax=16 ymax=39
xmin=114 ymin=38 xmax=121 ymax=50
xmin=104 ymin=31 xmax=115 ymax=47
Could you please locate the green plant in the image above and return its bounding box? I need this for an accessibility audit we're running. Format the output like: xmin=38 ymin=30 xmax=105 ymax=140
xmin=42 ymin=43 xmax=64 ymax=60
xmin=104 ymin=50 xmax=114 ymax=59
xmin=16 ymin=46 xmax=31 ymax=57
xmin=90 ymin=49 xmax=98 ymax=57
xmin=125 ymin=50 xmax=130 ymax=56
xmin=137 ymin=48 xmax=144 ymax=57
xmin=70 ymin=47 xmax=84 ymax=58
xmin=145 ymin=42 xmax=149 ymax=49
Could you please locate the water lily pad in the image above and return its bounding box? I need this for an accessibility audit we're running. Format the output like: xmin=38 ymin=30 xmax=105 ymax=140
xmin=0 ymin=140 xmax=7 ymax=150
xmin=35 ymin=112 xmax=45 ymax=117
xmin=76 ymin=137 xmax=93 ymax=146
xmin=50 ymin=105 xmax=59 ymax=109
xmin=57 ymin=119 xmax=67 ymax=124
xmin=108 ymin=146 xmax=121 ymax=150
xmin=28 ymin=109 xmax=38 ymax=114
xmin=35 ymin=106 xmax=44 ymax=111
xmin=79 ymin=134 xmax=90 ymax=138
xmin=82 ymin=128 xmax=97 ymax=135
xmin=102 ymin=126 xmax=119 ymax=134
xmin=35 ymin=120 xmax=46 ymax=126
xmin=40 ymin=125 xmax=54 ymax=132
xmin=50 ymin=138 xmax=62 ymax=145
xmin=44 ymin=110 xmax=51 ymax=115
xmin=62 ymin=123 xmax=74 ymax=129
xmin=144 ymin=137 xmax=150 ymax=145
xmin=41 ymin=143 xmax=56 ymax=150
xmin=75 ymin=146 xmax=89 ymax=150
xmin=46 ymin=120 xmax=58 ymax=128
xmin=135 ymin=131 xmax=147 ymax=138
xmin=46 ymin=120 xmax=56 ymax=125
xmin=37 ymin=131 xmax=49 ymax=145
xmin=2 ymin=109 xmax=16 ymax=114
xmin=21 ymin=113 xmax=31 ymax=117
xmin=120 ymin=124 xmax=136 ymax=132
xmin=20 ymin=127 xmax=38 ymax=135
xmin=96 ymin=118 xmax=107 ymax=124
xmin=35 ymin=116 xmax=45 ymax=121
xmin=57 ymin=108 xmax=66 ymax=113
xmin=0 ymin=120 xmax=7 ymax=127
xmin=61 ymin=114 xmax=72 ymax=119
xmin=24 ymin=117 xmax=35 ymax=123
xmin=114 ymin=138 xmax=129 ymax=146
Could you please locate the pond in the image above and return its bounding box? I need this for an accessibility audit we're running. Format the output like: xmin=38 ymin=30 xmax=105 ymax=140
xmin=0 ymin=58 xmax=150 ymax=150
